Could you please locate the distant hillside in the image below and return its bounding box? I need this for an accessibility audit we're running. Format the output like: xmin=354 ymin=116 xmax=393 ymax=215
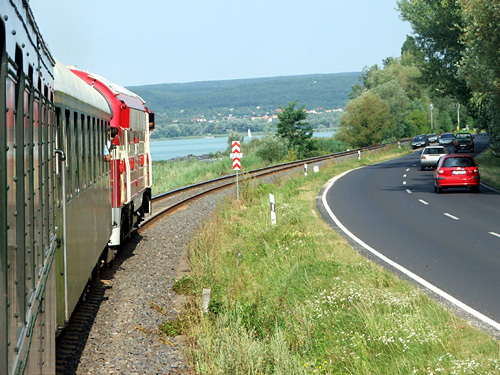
xmin=127 ymin=72 xmax=361 ymax=139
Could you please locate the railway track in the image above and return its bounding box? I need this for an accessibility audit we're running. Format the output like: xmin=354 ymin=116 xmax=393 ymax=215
xmin=54 ymin=141 xmax=406 ymax=374
xmin=142 ymin=144 xmax=397 ymax=228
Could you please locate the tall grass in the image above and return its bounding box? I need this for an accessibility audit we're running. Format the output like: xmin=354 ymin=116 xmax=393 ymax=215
xmin=152 ymin=136 xmax=352 ymax=195
xmin=475 ymin=149 xmax=500 ymax=189
xmin=176 ymin=146 xmax=500 ymax=374
xmin=152 ymin=153 xmax=265 ymax=194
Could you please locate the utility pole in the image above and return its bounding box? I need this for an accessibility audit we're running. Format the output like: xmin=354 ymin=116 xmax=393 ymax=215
xmin=430 ymin=103 xmax=434 ymax=132
xmin=457 ymin=103 xmax=460 ymax=130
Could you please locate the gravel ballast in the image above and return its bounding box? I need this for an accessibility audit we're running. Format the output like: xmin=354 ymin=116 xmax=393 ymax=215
xmin=74 ymin=191 xmax=228 ymax=375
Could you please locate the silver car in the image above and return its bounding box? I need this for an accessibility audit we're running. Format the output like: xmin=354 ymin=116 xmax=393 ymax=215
xmin=427 ymin=133 xmax=438 ymax=143
xmin=420 ymin=146 xmax=448 ymax=170
xmin=439 ymin=133 xmax=454 ymax=145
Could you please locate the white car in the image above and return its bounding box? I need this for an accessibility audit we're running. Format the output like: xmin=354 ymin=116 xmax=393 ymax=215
xmin=420 ymin=146 xmax=448 ymax=170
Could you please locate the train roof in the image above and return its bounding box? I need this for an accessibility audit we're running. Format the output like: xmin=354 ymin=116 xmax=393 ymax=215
xmin=54 ymin=60 xmax=111 ymax=114
xmin=69 ymin=68 xmax=146 ymax=110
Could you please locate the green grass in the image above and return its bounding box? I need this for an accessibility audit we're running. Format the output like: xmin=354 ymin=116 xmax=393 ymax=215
xmin=476 ymin=149 xmax=500 ymax=189
xmin=167 ymin=145 xmax=500 ymax=374
xmin=152 ymin=153 xmax=266 ymax=195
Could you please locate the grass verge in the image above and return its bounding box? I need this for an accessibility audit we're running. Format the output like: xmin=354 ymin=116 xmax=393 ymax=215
xmin=476 ymin=149 xmax=500 ymax=189
xmin=175 ymin=145 xmax=500 ymax=374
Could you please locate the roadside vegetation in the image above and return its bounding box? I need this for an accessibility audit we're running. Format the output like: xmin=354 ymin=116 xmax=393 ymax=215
xmin=164 ymin=144 xmax=500 ymax=374
xmin=151 ymin=134 xmax=349 ymax=195
xmin=475 ymin=150 xmax=500 ymax=189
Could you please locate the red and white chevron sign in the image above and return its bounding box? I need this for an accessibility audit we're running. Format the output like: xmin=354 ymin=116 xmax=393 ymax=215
xmin=230 ymin=141 xmax=242 ymax=170
xmin=231 ymin=141 xmax=240 ymax=154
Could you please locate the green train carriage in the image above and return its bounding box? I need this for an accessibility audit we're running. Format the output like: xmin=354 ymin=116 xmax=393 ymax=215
xmin=1 ymin=1 xmax=57 ymax=373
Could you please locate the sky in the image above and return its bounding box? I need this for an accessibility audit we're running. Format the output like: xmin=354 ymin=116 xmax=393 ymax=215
xmin=29 ymin=0 xmax=413 ymax=87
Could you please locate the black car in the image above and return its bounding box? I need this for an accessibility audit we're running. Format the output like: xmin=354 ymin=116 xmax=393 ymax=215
xmin=453 ymin=132 xmax=474 ymax=152
xmin=412 ymin=134 xmax=429 ymax=149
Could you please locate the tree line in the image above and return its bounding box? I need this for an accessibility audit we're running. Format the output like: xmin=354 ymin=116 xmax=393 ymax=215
xmin=128 ymin=73 xmax=358 ymax=139
xmin=335 ymin=0 xmax=500 ymax=153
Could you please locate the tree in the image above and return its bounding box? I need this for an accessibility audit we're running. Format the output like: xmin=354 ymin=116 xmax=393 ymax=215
xmin=276 ymin=100 xmax=313 ymax=158
xmin=397 ymin=0 xmax=471 ymax=104
xmin=459 ymin=0 xmax=500 ymax=152
xmin=335 ymin=92 xmax=392 ymax=148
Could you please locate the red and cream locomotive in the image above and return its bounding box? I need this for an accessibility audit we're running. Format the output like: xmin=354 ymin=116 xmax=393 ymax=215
xmin=70 ymin=69 xmax=154 ymax=249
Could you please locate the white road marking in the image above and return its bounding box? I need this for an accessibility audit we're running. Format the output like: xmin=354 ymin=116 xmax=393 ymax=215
xmin=321 ymin=170 xmax=500 ymax=332
xmin=406 ymin=189 xmax=412 ymax=194
xmin=406 ymin=168 xmax=410 ymax=172
xmin=489 ymin=232 xmax=500 ymax=239
xmin=419 ymin=199 xmax=429 ymax=205
xmin=403 ymin=181 xmax=407 ymax=185
xmin=444 ymin=213 xmax=459 ymax=220
xmin=403 ymin=174 xmax=407 ymax=178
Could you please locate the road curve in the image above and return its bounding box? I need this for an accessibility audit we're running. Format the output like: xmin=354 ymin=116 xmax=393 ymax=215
xmin=318 ymin=135 xmax=500 ymax=334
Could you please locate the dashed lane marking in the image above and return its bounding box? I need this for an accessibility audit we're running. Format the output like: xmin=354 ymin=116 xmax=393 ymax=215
xmin=321 ymin=170 xmax=500 ymax=332
xmin=489 ymin=232 xmax=500 ymax=239
xmin=444 ymin=213 xmax=459 ymax=220
xmin=419 ymin=199 xmax=429 ymax=205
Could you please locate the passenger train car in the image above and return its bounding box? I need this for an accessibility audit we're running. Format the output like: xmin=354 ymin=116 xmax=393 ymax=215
xmin=1 ymin=1 xmax=154 ymax=374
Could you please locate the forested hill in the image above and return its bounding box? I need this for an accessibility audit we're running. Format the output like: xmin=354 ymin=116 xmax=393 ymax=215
xmin=129 ymin=72 xmax=360 ymax=113
xmin=127 ymin=72 xmax=361 ymax=139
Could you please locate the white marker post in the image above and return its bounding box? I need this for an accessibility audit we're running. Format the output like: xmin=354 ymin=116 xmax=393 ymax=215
xmin=270 ymin=193 xmax=276 ymax=225
xmin=304 ymin=163 xmax=308 ymax=176
xmin=358 ymin=150 xmax=361 ymax=160
xmin=231 ymin=141 xmax=242 ymax=200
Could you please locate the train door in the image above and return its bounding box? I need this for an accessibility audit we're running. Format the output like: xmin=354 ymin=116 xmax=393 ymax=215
xmin=54 ymin=106 xmax=69 ymax=327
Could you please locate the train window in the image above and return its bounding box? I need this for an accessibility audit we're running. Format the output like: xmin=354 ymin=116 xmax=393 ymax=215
xmin=81 ymin=114 xmax=87 ymax=190
xmin=25 ymin=66 xmax=36 ymax=304
xmin=65 ymin=109 xmax=72 ymax=202
xmin=34 ymin=79 xmax=42 ymax=280
xmin=149 ymin=112 xmax=155 ymax=131
xmin=55 ymin=108 xmax=62 ymax=208
xmin=97 ymin=118 xmax=102 ymax=179
xmin=92 ymin=117 xmax=97 ymax=184
xmin=46 ymin=87 xmax=56 ymax=233
xmin=106 ymin=121 xmax=111 ymax=174
xmin=87 ymin=115 xmax=93 ymax=187
xmin=74 ymin=112 xmax=80 ymax=196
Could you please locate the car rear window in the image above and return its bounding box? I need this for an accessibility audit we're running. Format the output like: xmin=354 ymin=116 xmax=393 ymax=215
xmin=424 ymin=148 xmax=445 ymax=155
xmin=455 ymin=133 xmax=471 ymax=139
xmin=442 ymin=157 xmax=474 ymax=168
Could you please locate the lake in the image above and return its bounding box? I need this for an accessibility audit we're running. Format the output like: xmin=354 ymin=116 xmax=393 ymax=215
xmin=150 ymin=131 xmax=335 ymax=161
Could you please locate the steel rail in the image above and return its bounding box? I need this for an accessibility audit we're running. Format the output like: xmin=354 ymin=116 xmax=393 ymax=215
xmin=141 ymin=140 xmax=409 ymax=229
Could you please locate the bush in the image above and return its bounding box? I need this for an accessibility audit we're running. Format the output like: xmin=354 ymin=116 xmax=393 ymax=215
xmin=255 ymin=135 xmax=288 ymax=163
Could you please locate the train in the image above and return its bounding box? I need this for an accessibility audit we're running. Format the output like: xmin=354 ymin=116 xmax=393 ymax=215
xmin=1 ymin=1 xmax=155 ymax=374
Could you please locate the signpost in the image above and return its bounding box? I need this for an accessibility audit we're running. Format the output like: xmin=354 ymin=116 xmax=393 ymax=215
xmin=230 ymin=141 xmax=242 ymax=200
xmin=270 ymin=193 xmax=276 ymax=225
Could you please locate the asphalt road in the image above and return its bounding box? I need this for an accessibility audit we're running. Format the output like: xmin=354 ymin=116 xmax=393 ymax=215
xmin=319 ymin=134 xmax=500 ymax=332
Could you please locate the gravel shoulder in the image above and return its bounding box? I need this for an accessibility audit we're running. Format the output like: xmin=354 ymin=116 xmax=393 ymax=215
xmin=75 ymin=191 xmax=228 ymax=375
